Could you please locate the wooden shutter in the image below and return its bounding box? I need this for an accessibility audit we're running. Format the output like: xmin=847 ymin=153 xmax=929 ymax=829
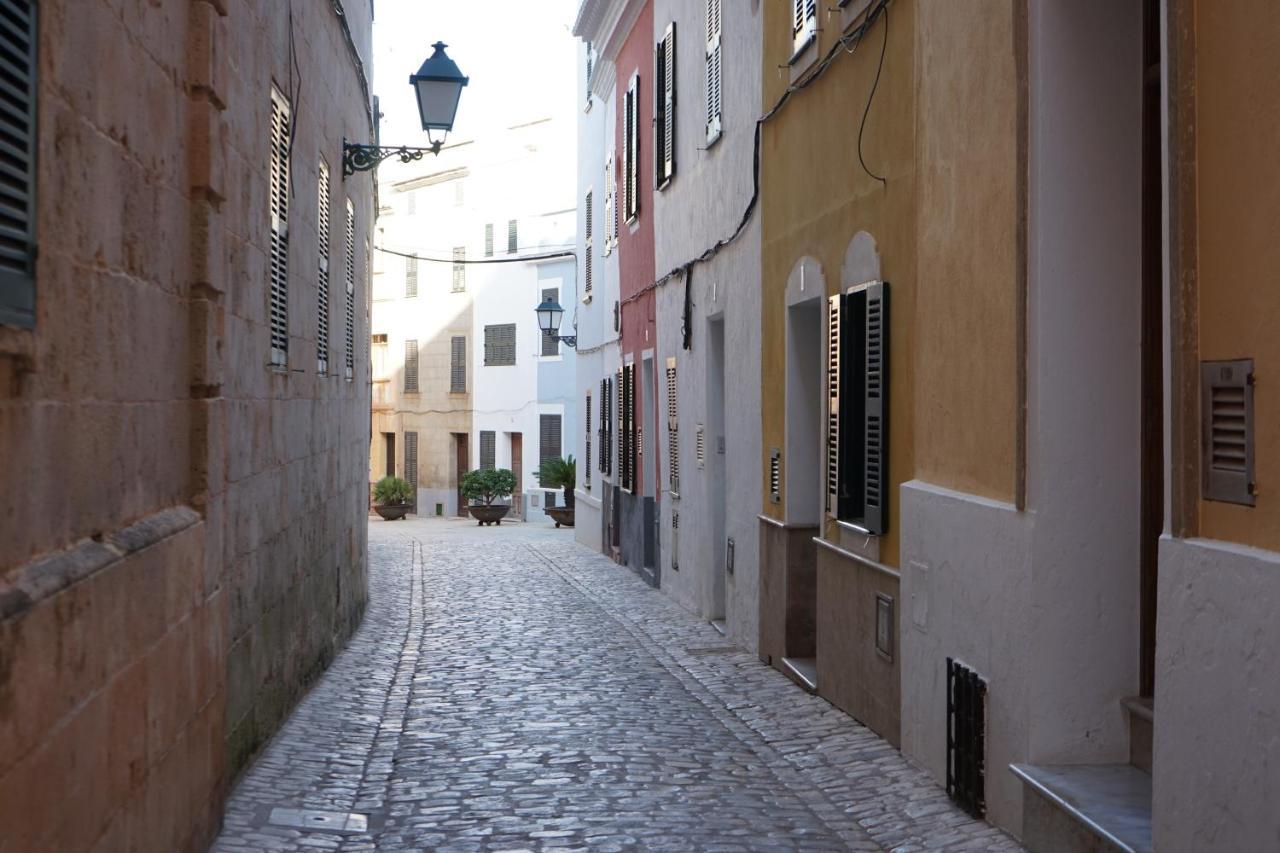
xmin=541 ymin=288 xmax=559 ymax=356
xmin=666 ymin=358 xmax=679 ymax=493
xmin=316 ymin=162 xmax=330 ymax=374
xmin=585 ymin=393 xmax=593 ymax=488
xmin=826 ymin=293 xmax=843 ymax=518
xmin=540 ymin=414 xmax=562 ymax=465
xmin=862 ymin=282 xmax=888 ymax=533
xmin=1201 ymin=359 xmax=1256 ymax=506
xmin=484 ymin=323 xmax=516 ymax=366
xmin=484 ymin=223 xmax=494 ymax=256
xmin=403 ymin=339 xmax=419 ymax=392
xmin=793 ymin=0 xmax=818 ymax=55
xmin=624 ymin=76 xmax=639 ymax=222
xmin=344 ymin=198 xmax=356 ymax=380
xmin=404 ymin=431 xmax=419 ymax=510
xmin=599 ymin=377 xmax=610 ymax=475
xmin=508 ymin=219 xmax=518 ymax=253
xmin=406 ymin=256 xmax=418 ymax=297
xmin=0 ymin=0 xmax=36 ymax=329
xmin=584 ymin=190 xmax=593 ymax=295
xmin=450 ymin=335 xmax=466 ymax=393
xmin=705 ymin=0 xmax=722 ymax=144
xmin=655 ymin=24 xmax=676 ymax=187
xmin=602 ymin=158 xmax=614 ymax=255
xmin=268 ymin=89 xmax=291 ymax=367
xmin=480 ymin=431 xmax=496 ymax=470
xmin=620 ymin=366 xmax=633 ymax=491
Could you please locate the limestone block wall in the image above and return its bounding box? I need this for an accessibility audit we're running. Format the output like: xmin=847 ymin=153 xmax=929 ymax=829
xmin=0 ymin=1 xmax=374 ymax=850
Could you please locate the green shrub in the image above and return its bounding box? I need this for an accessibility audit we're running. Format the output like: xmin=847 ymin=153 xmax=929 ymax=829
xmin=373 ymin=475 xmax=413 ymax=505
xmin=534 ymin=455 xmax=576 ymax=510
xmin=460 ymin=468 xmax=517 ymax=506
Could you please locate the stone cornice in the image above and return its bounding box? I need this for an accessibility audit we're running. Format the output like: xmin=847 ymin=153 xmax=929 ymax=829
xmin=573 ymin=0 xmax=646 ymax=63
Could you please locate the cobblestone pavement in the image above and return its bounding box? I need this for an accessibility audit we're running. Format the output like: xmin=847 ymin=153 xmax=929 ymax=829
xmin=213 ymin=518 xmax=1022 ymax=852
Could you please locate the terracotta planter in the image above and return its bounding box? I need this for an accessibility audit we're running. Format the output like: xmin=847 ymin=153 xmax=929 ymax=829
xmin=374 ymin=503 xmax=410 ymax=521
xmin=545 ymin=507 xmax=575 ymax=528
xmin=469 ymin=504 xmax=510 ymax=526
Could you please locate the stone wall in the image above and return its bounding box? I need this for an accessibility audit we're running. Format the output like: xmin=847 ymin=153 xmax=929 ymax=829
xmin=0 ymin=1 xmax=374 ymax=850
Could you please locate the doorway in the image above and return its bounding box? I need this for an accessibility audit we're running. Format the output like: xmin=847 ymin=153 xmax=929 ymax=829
xmin=510 ymin=432 xmax=524 ymax=520
xmin=783 ymin=300 xmax=821 ymax=664
xmin=383 ymin=432 xmax=395 ymax=478
xmin=708 ymin=318 xmax=727 ymax=625
xmin=454 ymin=433 xmax=468 ymax=517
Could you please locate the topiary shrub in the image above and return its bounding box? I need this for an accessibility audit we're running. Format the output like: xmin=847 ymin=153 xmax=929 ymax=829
xmin=373 ymin=475 xmax=413 ymax=505
xmin=460 ymin=468 xmax=517 ymax=506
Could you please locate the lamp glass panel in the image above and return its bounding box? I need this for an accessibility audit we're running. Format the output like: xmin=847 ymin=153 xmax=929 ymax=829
xmin=415 ymin=79 xmax=463 ymax=131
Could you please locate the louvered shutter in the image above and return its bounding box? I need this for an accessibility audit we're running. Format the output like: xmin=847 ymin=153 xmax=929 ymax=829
xmin=584 ymin=190 xmax=594 ymax=295
xmin=344 ymin=198 xmax=356 ymax=380
xmin=623 ymin=76 xmax=639 ymax=221
xmin=403 ymin=339 xmax=418 ymax=393
xmin=655 ymin=24 xmax=676 ymax=187
xmin=827 ymin=292 xmax=859 ymax=519
xmin=705 ymin=0 xmax=722 ymax=144
xmin=541 ymin=288 xmax=559 ymax=356
xmin=268 ymin=90 xmax=291 ymax=367
xmin=1201 ymin=359 xmax=1256 ymax=506
xmin=508 ymin=219 xmax=518 ymax=253
xmin=619 ymin=366 xmax=632 ymax=491
xmin=316 ymin=162 xmax=331 ymax=374
xmin=540 ymin=414 xmax=563 ymax=465
xmin=450 ymin=335 xmax=466 ymax=393
xmin=793 ymin=0 xmax=818 ymax=55
xmin=585 ymin=393 xmax=593 ymax=488
xmin=452 ymin=247 xmax=465 ymax=292
xmin=484 ymin=223 xmax=494 ymax=256
xmin=862 ymin=282 xmax=888 ymax=533
xmin=406 ymin=256 xmax=418 ymax=297
xmin=480 ymin=431 xmax=496 ymax=470
xmin=602 ymin=158 xmax=614 ymax=255
xmin=666 ymin=358 xmax=679 ymax=493
xmin=0 ymin=0 xmax=36 ymax=329
xmin=484 ymin=323 xmax=516 ymax=366
xmin=404 ymin=431 xmax=419 ymax=511
xmin=599 ymin=378 xmax=609 ymax=475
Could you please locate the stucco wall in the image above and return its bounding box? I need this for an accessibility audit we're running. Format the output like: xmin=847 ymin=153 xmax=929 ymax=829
xmin=1193 ymin=0 xmax=1280 ymax=552
xmin=0 ymin=1 xmax=374 ymax=849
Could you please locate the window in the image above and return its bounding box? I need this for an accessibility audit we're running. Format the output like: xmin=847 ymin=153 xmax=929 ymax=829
xmin=508 ymin=219 xmax=518 ymax=254
xmin=585 ymin=393 xmax=593 ymax=489
xmin=370 ymin=333 xmax=388 ymax=344
xmin=600 ymin=377 xmax=614 ymax=477
xmin=344 ymin=198 xmax=356 ymax=380
xmin=585 ymin=41 xmax=595 ymax=104
xmin=316 ymin=162 xmax=331 ymax=374
xmin=584 ymin=189 xmax=594 ymax=297
xmin=406 ymin=256 xmax=418 ymax=297
xmin=484 ymin=323 xmax=516 ymax=366
xmin=404 ymin=431 xmax=419 ymax=509
xmin=705 ymin=0 xmax=723 ymax=144
xmin=620 ymin=364 xmax=636 ymax=491
xmin=0 ymin=0 xmax=36 ymax=329
xmin=792 ymin=0 xmax=818 ymax=59
xmin=452 ymin=247 xmax=465 ymax=292
xmin=268 ymin=88 xmax=291 ymax=367
xmin=603 ymin=157 xmax=616 ymax=255
xmin=655 ymin=24 xmax=677 ymax=188
xmin=403 ymin=339 xmax=418 ymax=392
xmin=450 ymin=336 xmax=466 ymax=393
xmin=827 ymin=281 xmax=889 ymax=533
xmin=540 ymin=414 xmax=563 ymax=466
xmin=480 ymin=431 xmax=496 ymax=470
xmin=540 ymin=288 xmax=560 ymax=357
xmin=666 ymin=357 xmax=679 ymax=494
xmin=623 ymin=76 xmax=639 ymax=222
xmin=484 ymin=223 xmax=494 ymax=257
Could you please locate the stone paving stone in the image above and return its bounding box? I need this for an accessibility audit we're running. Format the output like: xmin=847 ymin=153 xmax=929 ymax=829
xmin=212 ymin=519 xmax=1022 ymax=852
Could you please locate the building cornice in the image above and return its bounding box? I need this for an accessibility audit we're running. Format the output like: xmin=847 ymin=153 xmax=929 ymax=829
xmin=573 ymin=0 xmax=645 ymax=64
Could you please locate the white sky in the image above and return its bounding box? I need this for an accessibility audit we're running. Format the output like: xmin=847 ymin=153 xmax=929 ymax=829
xmin=372 ymin=0 xmax=581 ymax=147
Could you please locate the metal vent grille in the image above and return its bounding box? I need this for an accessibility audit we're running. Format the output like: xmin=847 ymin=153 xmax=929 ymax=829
xmin=947 ymin=658 xmax=987 ymax=819
xmin=316 ymin=162 xmax=330 ymax=374
xmin=1201 ymin=359 xmax=1255 ymax=506
xmin=770 ymin=448 xmax=781 ymax=504
xmin=268 ymin=89 xmax=291 ymax=367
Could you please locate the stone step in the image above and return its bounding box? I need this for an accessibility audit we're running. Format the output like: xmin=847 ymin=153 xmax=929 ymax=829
xmin=1011 ymin=763 xmax=1152 ymax=853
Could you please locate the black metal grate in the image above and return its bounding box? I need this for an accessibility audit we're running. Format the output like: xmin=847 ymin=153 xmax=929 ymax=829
xmin=946 ymin=658 xmax=987 ymax=819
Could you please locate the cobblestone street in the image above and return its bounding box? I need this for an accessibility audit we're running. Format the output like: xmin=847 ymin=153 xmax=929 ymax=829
xmin=212 ymin=519 xmax=1021 ymax=852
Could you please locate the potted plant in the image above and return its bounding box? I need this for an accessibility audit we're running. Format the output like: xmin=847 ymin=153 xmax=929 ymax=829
xmin=460 ymin=468 xmax=517 ymax=526
xmin=373 ymin=475 xmax=414 ymax=521
xmin=535 ymin=455 xmax=576 ymax=528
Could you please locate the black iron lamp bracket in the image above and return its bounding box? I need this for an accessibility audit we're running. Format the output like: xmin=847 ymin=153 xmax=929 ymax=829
xmin=554 ymin=335 xmax=577 ymax=348
xmin=343 ymin=139 xmax=444 ymax=177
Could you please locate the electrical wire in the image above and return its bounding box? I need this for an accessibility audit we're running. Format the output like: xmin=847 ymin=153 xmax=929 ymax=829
xmin=375 ymin=245 xmax=576 ymax=265
xmin=857 ymin=3 xmax=889 ymax=186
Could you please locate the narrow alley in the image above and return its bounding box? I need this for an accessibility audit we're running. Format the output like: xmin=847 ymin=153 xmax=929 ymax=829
xmin=212 ymin=520 xmax=1019 ymax=852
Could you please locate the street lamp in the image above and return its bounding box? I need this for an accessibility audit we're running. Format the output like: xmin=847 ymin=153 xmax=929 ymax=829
xmin=343 ymin=41 xmax=469 ymax=177
xmin=535 ymin=296 xmax=576 ymax=348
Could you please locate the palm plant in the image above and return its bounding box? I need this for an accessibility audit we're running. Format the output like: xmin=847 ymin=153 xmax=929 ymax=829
xmin=535 ymin=455 xmax=576 ymax=511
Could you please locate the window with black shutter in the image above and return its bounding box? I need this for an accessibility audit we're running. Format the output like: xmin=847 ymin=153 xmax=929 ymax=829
xmin=585 ymin=393 xmax=593 ymax=489
xmin=584 ymin=189 xmax=594 ymax=297
xmin=344 ymin=198 xmax=356 ymax=380
xmin=600 ymin=377 xmax=613 ymax=476
xmin=666 ymin=358 xmax=679 ymax=494
xmin=480 ymin=431 xmax=496 ymax=470
xmin=540 ymin=414 xmax=563 ymax=467
xmin=603 ymin=157 xmax=616 ymax=255
xmin=0 ymin=0 xmax=36 ymax=329
xmin=403 ymin=339 xmax=419 ymax=393
xmin=541 ymin=288 xmax=560 ymax=356
xmin=655 ymin=23 xmax=676 ymax=189
xmin=484 ymin=323 xmax=516 ymax=366
xmin=621 ymin=364 xmax=636 ymax=492
xmin=406 ymin=256 xmax=418 ymax=297
xmin=316 ymin=162 xmax=330 ymax=374
xmin=268 ymin=89 xmax=291 ymax=366
xmin=450 ymin=335 xmax=466 ymax=393
xmin=623 ymin=75 xmax=639 ymax=222
xmin=704 ymin=0 xmax=722 ymax=144
xmin=826 ymin=280 xmax=889 ymax=533
xmin=791 ymin=0 xmax=818 ymax=59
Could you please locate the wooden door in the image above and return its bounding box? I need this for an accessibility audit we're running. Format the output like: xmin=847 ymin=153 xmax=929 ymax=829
xmin=455 ymin=433 xmax=468 ymax=517
xmin=511 ymin=433 xmax=523 ymax=519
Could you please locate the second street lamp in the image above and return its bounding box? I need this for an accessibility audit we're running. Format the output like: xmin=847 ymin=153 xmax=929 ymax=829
xmin=535 ymin=296 xmax=576 ymax=348
xmin=343 ymin=41 xmax=469 ymax=177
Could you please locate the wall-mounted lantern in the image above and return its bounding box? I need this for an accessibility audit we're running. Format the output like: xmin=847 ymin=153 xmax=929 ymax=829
xmin=535 ymin=296 xmax=577 ymax=348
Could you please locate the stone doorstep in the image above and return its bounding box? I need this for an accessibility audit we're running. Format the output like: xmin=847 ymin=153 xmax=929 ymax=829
xmin=781 ymin=656 xmax=818 ymax=693
xmin=1011 ymin=763 xmax=1153 ymax=853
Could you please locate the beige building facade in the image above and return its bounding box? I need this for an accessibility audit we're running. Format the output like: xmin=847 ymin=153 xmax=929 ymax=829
xmin=0 ymin=2 xmax=375 ymax=850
